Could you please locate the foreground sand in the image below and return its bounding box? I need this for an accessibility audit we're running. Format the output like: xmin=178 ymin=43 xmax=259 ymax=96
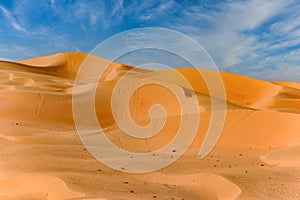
xmin=0 ymin=53 xmax=299 ymax=199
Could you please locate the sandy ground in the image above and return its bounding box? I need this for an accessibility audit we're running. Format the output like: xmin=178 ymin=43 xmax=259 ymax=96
xmin=0 ymin=53 xmax=299 ymax=200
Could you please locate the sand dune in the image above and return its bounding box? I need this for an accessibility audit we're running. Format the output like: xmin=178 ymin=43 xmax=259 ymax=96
xmin=0 ymin=176 xmax=83 ymax=200
xmin=0 ymin=52 xmax=299 ymax=199
xmin=261 ymin=145 xmax=300 ymax=166
xmin=134 ymin=173 xmax=241 ymax=200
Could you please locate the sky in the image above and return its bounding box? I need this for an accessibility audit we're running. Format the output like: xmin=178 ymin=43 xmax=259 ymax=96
xmin=0 ymin=0 xmax=300 ymax=81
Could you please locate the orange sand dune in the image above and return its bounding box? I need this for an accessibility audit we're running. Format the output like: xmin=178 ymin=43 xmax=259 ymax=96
xmin=0 ymin=176 xmax=83 ymax=200
xmin=274 ymin=81 xmax=300 ymax=89
xmin=0 ymin=52 xmax=300 ymax=199
xmin=261 ymin=145 xmax=300 ymax=166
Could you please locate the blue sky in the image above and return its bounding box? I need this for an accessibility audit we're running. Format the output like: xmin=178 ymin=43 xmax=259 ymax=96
xmin=0 ymin=0 xmax=300 ymax=81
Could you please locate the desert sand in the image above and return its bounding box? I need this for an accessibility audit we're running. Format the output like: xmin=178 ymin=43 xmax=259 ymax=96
xmin=0 ymin=52 xmax=299 ymax=199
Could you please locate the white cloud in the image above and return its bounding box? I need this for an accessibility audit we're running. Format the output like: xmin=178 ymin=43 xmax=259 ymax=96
xmin=111 ymin=0 xmax=124 ymax=16
xmin=138 ymin=1 xmax=176 ymax=20
xmin=0 ymin=57 xmax=14 ymax=61
xmin=218 ymin=0 xmax=286 ymax=31
xmin=0 ymin=44 xmax=38 ymax=61
xmin=0 ymin=5 xmax=25 ymax=32
xmin=162 ymin=0 xmax=300 ymax=81
xmin=95 ymin=0 xmax=300 ymax=81
xmin=50 ymin=0 xmax=55 ymax=6
xmin=0 ymin=0 xmax=299 ymax=81
xmin=173 ymin=0 xmax=290 ymax=67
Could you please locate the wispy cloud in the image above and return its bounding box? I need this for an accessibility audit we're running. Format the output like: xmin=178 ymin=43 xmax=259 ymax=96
xmin=0 ymin=5 xmax=25 ymax=32
xmin=111 ymin=0 xmax=300 ymax=81
xmin=49 ymin=1 xmax=107 ymax=28
xmin=171 ymin=0 xmax=290 ymax=67
xmin=160 ymin=0 xmax=300 ymax=81
xmin=111 ymin=0 xmax=124 ymax=17
xmin=138 ymin=1 xmax=177 ymax=21
xmin=50 ymin=0 xmax=55 ymax=7
xmin=0 ymin=0 xmax=299 ymax=81
xmin=0 ymin=44 xmax=38 ymax=61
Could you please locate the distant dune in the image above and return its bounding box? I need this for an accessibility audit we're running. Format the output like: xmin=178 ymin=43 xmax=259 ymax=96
xmin=0 ymin=53 xmax=299 ymax=199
